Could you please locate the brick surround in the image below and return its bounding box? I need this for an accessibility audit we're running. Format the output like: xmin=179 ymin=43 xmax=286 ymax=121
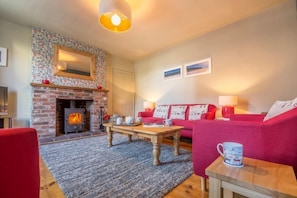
xmin=31 ymin=83 xmax=108 ymax=139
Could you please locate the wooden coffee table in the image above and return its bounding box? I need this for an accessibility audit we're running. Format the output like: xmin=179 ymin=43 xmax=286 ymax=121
xmin=103 ymin=123 xmax=183 ymax=165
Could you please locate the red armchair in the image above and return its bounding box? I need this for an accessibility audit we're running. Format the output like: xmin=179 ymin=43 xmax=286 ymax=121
xmin=0 ymin=128 xmax=40 ymax=198
xmin=192 ymin=107 xmax=297 ymax=190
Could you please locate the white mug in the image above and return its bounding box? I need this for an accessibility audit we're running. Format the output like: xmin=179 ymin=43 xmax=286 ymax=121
xmin=217 ymin=142 xmax=243 ymax=167
xmin=163 ymin=119 xmax=172 ymax=126
xmin=116 ymin=117 xmax=122 ymax=125
xmin=125 ymin=116 xmax=134 ymax=125
xmin=135 ymin=117 xmax=143 ymax=123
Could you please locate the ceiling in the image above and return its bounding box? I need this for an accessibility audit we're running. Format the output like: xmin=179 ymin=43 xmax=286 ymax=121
xmin=0 ymin=0 xmax=286 ymax=61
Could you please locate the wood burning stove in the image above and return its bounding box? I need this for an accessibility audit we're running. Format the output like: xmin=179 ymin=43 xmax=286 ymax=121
xmin=64 ymin=108 xmax=85 ymax=134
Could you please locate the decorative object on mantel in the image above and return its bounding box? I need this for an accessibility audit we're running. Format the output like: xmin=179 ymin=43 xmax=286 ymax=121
xmin=41 ymin=80 xmax=50 ymax=84
xmin=0 ymin=47 xmax=8 ymax=67
xmin=97 ymin=85 xmax=102 ymax=90
xmin=30 ymin=83 xmax=109 ymax=92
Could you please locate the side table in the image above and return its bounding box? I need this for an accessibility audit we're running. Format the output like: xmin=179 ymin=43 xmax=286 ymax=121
xmin=206 ymin=156 xmax=297 ymax=198
xmin=0 ymin=116 xmax=13 ymax=128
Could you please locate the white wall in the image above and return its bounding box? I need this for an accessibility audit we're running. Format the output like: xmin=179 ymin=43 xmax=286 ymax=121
xmin=0 ymin=19 xmax=32 ymax=127
xmin=135 ymin=0 xmax=297 ymax=116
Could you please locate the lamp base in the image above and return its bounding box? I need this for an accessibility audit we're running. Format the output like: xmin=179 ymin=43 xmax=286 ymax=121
xmin=221 ymin=106 xmax=234 ymax=118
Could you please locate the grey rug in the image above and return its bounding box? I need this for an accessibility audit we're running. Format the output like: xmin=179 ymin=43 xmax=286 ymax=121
xmin=39 ymin=133 xmax=193 ymax=198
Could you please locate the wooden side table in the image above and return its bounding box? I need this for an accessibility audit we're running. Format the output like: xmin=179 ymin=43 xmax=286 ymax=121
xmin=0 ymin=116 xmax=13 ymax=128
xmin=206 ymin=156 xmax=297 ymax=198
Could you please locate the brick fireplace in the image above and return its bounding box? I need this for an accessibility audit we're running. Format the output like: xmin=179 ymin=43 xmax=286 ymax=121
xmin=30 ymin=83 xmax=108 ymax=139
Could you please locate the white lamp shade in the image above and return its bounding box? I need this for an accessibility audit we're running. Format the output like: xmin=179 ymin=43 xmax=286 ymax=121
xmin=98 ymin=0 xmax=131 ymax=32
xmin=219 ymin=96 xmax=238 ymax=106
xmin=143 ymin=101 xmax=154 ymax=110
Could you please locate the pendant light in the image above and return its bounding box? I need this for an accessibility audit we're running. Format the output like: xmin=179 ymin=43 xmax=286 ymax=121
xmin=98 ymin=0 xmax=131 ymax=32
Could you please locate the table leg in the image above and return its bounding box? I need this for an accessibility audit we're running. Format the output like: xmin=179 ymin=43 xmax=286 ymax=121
xmin=128 ymin=134 xmax=132 ymax=142
xmin=8 ymin=117 xmax=12 ymax=128
xmin=105 ymin=126 xmax=113 ymax=147
xmin=151 ymin=136 xmax=161 ymax=165
xmin=209 ymin=177 xmax=222 ymax=198
xmin=223 ymin=188 xmax=233 ymax=198
xmin=173 ymin=131 xmax=180 ymax=156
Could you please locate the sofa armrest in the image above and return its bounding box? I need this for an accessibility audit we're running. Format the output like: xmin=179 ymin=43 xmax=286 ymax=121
xmin=230 ymin=114 xmax=265 ymax=121
xmin=201 ymin=112 xmax=215 ymax=120
xmin=0 ymin=128 xmax=40 ymax=198
xmin=138 ymin=111 xmax=154 ymax=117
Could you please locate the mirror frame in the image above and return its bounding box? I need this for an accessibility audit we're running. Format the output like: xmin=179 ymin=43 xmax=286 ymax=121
xmin=54 ymin=44 xmax=96 ymax=81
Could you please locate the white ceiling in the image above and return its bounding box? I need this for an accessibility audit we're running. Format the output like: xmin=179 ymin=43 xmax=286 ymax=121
xmin=0 ymin=0 xmax=286 ymax=61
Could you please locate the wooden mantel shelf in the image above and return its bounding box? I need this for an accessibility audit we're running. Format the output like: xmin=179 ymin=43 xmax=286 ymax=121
xmin=30 ymin=83 xmax=109 ymax=92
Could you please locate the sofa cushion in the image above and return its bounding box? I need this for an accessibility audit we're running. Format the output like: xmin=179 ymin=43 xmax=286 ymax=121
xmin=264 ymin=97 xmax=297 ymax=121
xmin=169 ymin=105 xmax=187 ymax=120
xmin=153 ymin=105 xmax=170 ymax=119
xmin=188 ymin=104 xmax=209 ymax=120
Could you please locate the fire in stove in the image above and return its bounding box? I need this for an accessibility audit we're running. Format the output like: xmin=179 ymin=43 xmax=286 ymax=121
xmin=64 ymin=108 xmax=85 ymax=134
xmin=68 ymin=113 xmax=82 ymax=125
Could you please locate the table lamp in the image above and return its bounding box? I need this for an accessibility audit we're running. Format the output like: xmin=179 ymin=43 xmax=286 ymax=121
xmin=219 ymin=96 xmax=238 ymax=118
xmin=143 ymin=101 xmax=154 ymax=112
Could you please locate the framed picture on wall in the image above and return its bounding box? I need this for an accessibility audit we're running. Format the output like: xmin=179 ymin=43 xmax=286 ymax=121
xmin=184 ymin=58 xmax=211 ymax=78
xmin=0 ymin=47 xmax=8 ymax=67
xmin=163 ymin=66 xmax=182 ymax=80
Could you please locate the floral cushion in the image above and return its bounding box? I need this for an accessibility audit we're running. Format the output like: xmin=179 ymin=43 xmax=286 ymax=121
xmin=264 ymin=97 xmax=297 ymax=121
xmin=169 ymin=105 xmax=187 ymax=120
xmin=188 ymin=104 xmax=209 ymax=120
xmin=153 ymin=105 xmax=170 ymax=119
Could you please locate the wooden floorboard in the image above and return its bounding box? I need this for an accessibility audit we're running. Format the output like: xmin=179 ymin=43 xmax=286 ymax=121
xmin=40 ymin=135 xmax=208 ymax=198
xmin=40 ymin=156 xmax=65 ymax=198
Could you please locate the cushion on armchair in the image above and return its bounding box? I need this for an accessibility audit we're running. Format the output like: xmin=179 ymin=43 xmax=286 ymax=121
xmin=264 ymin=97 xmax=297 ymax=121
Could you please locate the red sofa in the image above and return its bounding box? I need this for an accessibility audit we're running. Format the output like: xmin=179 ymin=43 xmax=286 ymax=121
xmin=192 ymin=107 xmax=297 ymax=189
xmin=138 ymin=104 xmax=216 ymax=138
xmin=0 ymin=128 xmax=40 ymax=198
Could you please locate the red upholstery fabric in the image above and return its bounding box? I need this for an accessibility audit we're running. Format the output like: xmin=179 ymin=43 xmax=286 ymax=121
xmin=230 ymin=113 xmax=266 ymax=121
xmin=0 ymin=128 xmax=40 ymax=198
xmin=192 ymin=107 xmax=297 ymax=178
xmin=138 ymin=104 xmax=216 ymax=138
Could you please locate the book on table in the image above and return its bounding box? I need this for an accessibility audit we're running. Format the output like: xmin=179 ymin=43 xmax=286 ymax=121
xmin=143 ymin=123 xmax=164 ymax=127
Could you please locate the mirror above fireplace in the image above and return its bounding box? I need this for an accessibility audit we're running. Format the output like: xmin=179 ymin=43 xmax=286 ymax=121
xmin=53 ymin=44 xmax=96 ymax=81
